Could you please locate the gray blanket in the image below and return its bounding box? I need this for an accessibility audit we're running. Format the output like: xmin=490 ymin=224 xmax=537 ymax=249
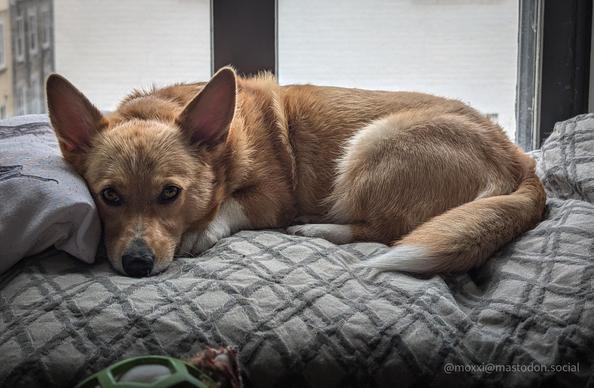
xmin=1 ymin=114 xmax=594 ymax=387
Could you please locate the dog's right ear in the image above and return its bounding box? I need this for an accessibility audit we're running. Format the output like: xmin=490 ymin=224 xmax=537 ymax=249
xmin=176 ymin=67 xmax=237 ymax=147
xmin=46 ymin=74 xmax=107 ymax=169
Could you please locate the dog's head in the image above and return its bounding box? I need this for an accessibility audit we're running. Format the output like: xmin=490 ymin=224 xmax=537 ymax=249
xmin=46 ymin=68 xmax=237 ymax=277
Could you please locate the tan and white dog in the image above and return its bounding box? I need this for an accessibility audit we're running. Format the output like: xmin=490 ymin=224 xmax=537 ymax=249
xmin=46 ymin=67 xmax=546 ymax=277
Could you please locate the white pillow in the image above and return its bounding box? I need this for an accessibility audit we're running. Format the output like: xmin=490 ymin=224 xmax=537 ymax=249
xmin=0 ymin=114 xmax=100 ymax=273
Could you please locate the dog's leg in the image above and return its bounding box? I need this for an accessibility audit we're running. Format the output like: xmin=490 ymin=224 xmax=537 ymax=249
xmin=287 ymin=224 xmax=352 ymax=244
xmin=287 ymin=223 xmax=373 ymax=244
xmin=178 ymin=199 xmax=251 ymax=256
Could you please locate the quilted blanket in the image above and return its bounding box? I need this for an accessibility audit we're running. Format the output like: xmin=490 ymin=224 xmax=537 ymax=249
xmin=1 ymin=114 xmax=594 ymax=387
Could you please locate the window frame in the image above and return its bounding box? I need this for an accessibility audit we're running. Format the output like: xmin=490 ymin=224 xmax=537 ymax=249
xmin=40 ymin=5 xmax=51 ymax=49
xmin=211 ymin=0 xmax=277 ymax=76
xmin=15 ymin=11 xmax=25 ymax=62
xmin=538 ymin=0 xmax=592 ymax=145
xmin=29 ymin=72 xmax=41 ymax=113
xmin=27 ymin=7 xmax=39 ymax=55
xmin=16 ymin=83 xmax=27 ymax=116
xmin=43 ymin=55 xmax=52 ymax=79
xmin=516 ymin=0 xmax=544 ymax=151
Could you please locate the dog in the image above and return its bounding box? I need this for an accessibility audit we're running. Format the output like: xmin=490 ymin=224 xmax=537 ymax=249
xmin=45 ymin=67 xmax=546 ymax=277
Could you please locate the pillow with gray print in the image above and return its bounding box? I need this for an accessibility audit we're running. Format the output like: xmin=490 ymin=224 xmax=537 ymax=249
xmin=0 ymin=114 xmax=100 ymax=273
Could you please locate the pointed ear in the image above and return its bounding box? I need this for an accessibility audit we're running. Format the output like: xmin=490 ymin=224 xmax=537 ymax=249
xmin=46 ymin=74 xmax=107 ymax=164
xmin=176 ymin=67 xmax=237 ymax=146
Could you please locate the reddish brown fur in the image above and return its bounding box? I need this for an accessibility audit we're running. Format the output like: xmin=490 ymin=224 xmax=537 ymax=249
xmin=46 ymin=68 xmax=546 ymax=275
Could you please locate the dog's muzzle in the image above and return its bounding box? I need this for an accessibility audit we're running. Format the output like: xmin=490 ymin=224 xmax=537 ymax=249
xmin=121 ymin=238 xmax=155 ymax=277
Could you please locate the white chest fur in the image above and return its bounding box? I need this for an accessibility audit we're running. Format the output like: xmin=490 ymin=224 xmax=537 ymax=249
xmin=178 ymin=199 xmax=251 ymax=256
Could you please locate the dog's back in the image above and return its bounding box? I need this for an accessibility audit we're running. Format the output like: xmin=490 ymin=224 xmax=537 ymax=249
xmin=46 ymin=69 xmax=545 ymax=276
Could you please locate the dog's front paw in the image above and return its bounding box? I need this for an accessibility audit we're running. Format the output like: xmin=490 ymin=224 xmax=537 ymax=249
xmin=178 ymin=230 xmax=220 ymax=256
xmin=286 ymin=224 xmax=353 ymax=244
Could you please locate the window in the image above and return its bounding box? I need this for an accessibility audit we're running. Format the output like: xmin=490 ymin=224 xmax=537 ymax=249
xmin=16 ymin=85 xmax=27 ymax=115
xmin=0 ymin=1 xmax=211 ymax=115
xmin=28 ymin=8 xmax=38 ymax=55
xmin=278 ymin=0 xmax=519 ymax=140
xmin=41 ymin=6 xmax=50 ymax=49
xmin=43 ymin=55 xmax=53 ymax=79
xmin=15 ymin=12 xmax=25 ymax=62
xmin=29 ymin=73 xmax=42 ymax=113
xmin=0 ymin=22 xmax=5 ymax=70
xmin=53 ymin=0 xmax=211 ymax=111
xmin=0 ymin=0 xmax=588 ymax=138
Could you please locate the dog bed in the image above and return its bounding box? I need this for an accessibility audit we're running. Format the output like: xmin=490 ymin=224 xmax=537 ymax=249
xmin=1 ymin=114 xmax=593 ymax=387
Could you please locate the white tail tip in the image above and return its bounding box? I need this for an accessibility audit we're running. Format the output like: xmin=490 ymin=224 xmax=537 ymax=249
xmin=363 ymin=245 xmax=440 ymax=273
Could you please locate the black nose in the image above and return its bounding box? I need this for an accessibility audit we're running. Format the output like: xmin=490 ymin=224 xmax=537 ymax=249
xmin=122 ymin=239 xmax=155 ymax=277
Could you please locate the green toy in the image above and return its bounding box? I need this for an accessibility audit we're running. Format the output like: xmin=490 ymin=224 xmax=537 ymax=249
xmin=75 ymin=355 xmax=216 ymax=388
xmin=75 ymin=346 xmax=244 ymax=388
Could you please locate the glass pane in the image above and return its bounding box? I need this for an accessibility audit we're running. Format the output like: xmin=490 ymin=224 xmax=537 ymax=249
xmin=278 ymin=0 xmax=519 ymax=139
xmin=0 ymin=0 xmax=211 ymax=117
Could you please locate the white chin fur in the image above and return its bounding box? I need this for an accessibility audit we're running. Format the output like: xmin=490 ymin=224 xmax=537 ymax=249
xmin=362 ymin=245 xmax=439 ymax=273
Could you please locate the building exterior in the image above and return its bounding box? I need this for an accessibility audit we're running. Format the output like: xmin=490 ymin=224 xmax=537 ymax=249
xmin=0 ymin=0 xmax=13 ymax=118
xmin=9 ymin=0 xmax=53 ymax=115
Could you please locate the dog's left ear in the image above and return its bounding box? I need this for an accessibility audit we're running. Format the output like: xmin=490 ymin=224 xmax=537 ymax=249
xmin=176 ymin=67 xmax=237 ymax=146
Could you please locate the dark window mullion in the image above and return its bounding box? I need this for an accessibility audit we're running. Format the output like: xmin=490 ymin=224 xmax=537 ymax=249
xmin=211 ymin=0 xmax=277 ymax=77
xmin=539 ymin=0 xmax=592 ymax=144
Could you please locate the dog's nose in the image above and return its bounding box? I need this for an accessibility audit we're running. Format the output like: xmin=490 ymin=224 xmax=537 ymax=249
xmin=121 ymin=239 xmax=155 ymax=277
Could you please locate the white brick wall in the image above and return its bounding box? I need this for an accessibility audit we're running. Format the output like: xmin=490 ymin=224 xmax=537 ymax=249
xmin=279 ymin=0 xmax=519 ymax=139
xmin=54 ymin=0 xmax=211 ymax=111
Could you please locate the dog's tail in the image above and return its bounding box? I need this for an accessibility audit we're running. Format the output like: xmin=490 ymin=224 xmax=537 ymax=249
xmin=364 ymin=166 xmax=546 ymax=273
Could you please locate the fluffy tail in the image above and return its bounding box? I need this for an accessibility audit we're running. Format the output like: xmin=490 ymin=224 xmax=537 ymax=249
xmin=364 ymin=170 xmax=546 ymax=273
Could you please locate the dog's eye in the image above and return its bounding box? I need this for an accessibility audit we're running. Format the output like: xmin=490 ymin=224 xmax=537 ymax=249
xmin=158 ymin=185 xmax=181 ymax=203
xmin=101 ymin=188 xmax=123 ymax=206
